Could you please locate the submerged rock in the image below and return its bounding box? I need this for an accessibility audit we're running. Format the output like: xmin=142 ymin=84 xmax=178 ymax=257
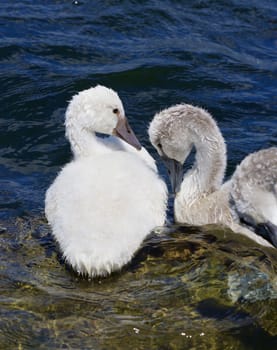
xmin=0 ymin=216 xmax=277 ymax=349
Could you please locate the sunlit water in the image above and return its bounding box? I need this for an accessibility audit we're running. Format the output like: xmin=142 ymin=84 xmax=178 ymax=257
xmin=0 ymin=1 xmax=277 ymax=349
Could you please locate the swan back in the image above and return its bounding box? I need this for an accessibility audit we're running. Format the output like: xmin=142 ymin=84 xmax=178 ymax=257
xmin=46 ymin=152 xmax=167 ymax=276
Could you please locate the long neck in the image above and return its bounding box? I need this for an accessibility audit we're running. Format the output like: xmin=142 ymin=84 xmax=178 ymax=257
xmin=66 ymin=123 xmax=111 ymax=158
xmin=177 ymin=130 xmax=227 ymax=206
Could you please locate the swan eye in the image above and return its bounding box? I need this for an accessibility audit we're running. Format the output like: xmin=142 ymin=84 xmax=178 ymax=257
xmin=157 ymin=142 xmax=166 ymax=157
xmin=113 ymin=108 xmax=119 ymax=114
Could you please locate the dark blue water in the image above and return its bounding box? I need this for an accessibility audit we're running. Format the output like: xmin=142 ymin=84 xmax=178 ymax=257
xmin=0 ymin=1 xmax=277 ymax=349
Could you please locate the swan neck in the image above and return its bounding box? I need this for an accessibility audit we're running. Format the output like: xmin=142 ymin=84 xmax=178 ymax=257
xmin=178 ymin=131 xmax=226 ymax=203
xmin=66 ymin=125 xmax=109 ymax=158
xmin=195 ymin=141 xmax=226 ymax=191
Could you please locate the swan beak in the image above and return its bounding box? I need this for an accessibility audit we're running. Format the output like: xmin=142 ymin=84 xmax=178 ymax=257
xmin=162 ymin=156 xmax=183 ymax=194
xmin=256 ymin=222 xmax=277 ymax=248
xmin=113 ymin=117 xmax=142 ymax=150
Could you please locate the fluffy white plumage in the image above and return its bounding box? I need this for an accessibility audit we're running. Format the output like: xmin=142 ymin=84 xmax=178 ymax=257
xmin=45 ymin=85 xmax=167 ymax=277
xmin=149 ymin=103 xmax=276 ymax=248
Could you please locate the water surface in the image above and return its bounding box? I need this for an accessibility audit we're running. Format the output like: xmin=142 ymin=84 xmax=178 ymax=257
xmin=0 ymin=1 xmax=277 ymax=349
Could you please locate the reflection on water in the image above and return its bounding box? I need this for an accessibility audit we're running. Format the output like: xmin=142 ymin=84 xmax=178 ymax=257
xmin=1 ymin=216 xmax=276 ymax=349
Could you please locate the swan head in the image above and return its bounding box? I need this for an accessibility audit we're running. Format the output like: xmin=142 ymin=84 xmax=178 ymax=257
xmin=65 ymin=85 xmax=141 ymax=150
xmin=149 ymin=104 xmax=220 ymax=193
xmin=234 ymin=204 xmax=277 ymax=248
xmin=149 ymin=104 xmax=196 ymax=164
xmin=231 ymin=147 xmax=277 ymax=247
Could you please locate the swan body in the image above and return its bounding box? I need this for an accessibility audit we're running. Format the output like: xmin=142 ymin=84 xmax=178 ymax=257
xmin=149 ymin=103 xmax=276 ymax=248
xmin=45 ymin=85 xmax=167 ymax=277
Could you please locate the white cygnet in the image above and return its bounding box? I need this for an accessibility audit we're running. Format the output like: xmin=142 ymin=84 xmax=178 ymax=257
xmin=45 ymin=85 xmax=167 ymax=277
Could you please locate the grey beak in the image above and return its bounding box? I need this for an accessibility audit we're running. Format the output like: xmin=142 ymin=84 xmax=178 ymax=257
xmin=113 ymin=117 xmax=141 ymax=150
xmin=162 ymin=155 xmax=183 ymax=194
xmin=255 ymin=222 xmax=277 ymax=248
